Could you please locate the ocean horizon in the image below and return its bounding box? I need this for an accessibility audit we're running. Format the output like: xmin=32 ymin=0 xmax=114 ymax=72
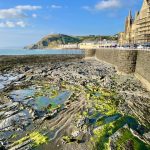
xmin=0 ymin=49 xmax=84 ymax=56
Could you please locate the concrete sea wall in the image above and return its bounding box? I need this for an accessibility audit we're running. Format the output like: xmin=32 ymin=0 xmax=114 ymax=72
xmin=93 ymin=48 xmax=150 ymax=90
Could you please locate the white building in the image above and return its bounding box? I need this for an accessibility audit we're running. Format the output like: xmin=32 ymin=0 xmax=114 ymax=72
xmin=79 ymin=40 xmax=117 ymax=49
xmin=59 ymin=43 xmax=79 ymax=49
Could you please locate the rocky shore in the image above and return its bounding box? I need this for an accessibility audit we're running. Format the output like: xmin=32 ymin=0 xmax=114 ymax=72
xmin=0 ymin=54 xmax=84 ymax=71
xmin=0 ymin=58 xmax=150 ymax=150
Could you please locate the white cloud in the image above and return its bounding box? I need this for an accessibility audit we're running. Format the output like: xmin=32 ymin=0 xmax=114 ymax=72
xmin=16 ymin=5 xmax=42 ymax=11
xmin=83 ymin=0 xmax=122 ymax=11
xmin=0 ymin=5 xmax=41 ymax=19
xmin=82 ymin=6 xmax=92 ymax=11
xmin=0 ymin=8 xmax=26 ymax=19
xmin=0 ymin=21 xmax=27 ymax=28
xmin=51 ymin=5 xmax=62 ymax=9
xmin=32 ymin=14 xmax=37 ymax=18
xmin=16 ymin=21 xmax=27 ymax=27
xmin=0 ymin=21 xmax=15 ymax=28
xmin=95 ymin=0 xmax=121 ymax=10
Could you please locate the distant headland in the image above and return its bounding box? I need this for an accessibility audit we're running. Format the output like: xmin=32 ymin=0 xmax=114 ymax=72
xmin=24 ymin=34 xmax=118 ymax=49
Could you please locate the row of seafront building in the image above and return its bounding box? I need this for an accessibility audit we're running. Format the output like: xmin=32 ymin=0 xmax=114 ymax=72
xmin=59 ymin=40 xmax=117 ymax=49
xmin=118 ymin=0 xmax=150 ymax=46
xmin=59 ymin=0 xmax=150 ymax=49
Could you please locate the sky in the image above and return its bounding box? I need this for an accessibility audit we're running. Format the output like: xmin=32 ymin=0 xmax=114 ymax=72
xmin=0 ymin=0 xmax=143 ymax=48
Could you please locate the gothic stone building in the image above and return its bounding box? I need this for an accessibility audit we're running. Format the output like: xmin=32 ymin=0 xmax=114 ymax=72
xmin=118 ymin=0 xmax=150 ymax=46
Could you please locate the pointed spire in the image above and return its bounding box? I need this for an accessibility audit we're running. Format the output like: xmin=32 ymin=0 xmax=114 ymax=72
xmin=128 ymin=10 xmax=132 ymax=19
xmin=135 ymin=11 xmax=139 ymax=20
xmin=125 ymin=16 xmax=128 ymax=32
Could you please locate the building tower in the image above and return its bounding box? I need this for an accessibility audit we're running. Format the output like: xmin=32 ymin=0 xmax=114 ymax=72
xmin=118 ymin=0 xmax=150 ymax=46
xmin=124 ymin=10 xmax=133 ymax=45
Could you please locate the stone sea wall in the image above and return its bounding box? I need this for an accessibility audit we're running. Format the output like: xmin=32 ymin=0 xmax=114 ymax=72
xmin=0 ymin=54 xmax=84 ymax=71
xmin=94 ymin=48 xmax=150 ymax=90
xmin=135 ymin=51 xmax=150 ymax=90
xmin=85 ymin=49 xmax=96 ymax=57
xmin=95 ymin=49 xmax=137 ymax=73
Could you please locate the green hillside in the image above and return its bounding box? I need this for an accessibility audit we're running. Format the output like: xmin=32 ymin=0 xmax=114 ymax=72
xmin=25 ymin=34 xmax=118 ymax=49
xmin=78 ymin=35 xmax=118 ymax=42
xmin=26 ymin=34 xmax=81 ymax=49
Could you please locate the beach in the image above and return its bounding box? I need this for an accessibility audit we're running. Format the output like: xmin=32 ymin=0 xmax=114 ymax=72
xmin=0 ymin=57 xmax=150 ymax=150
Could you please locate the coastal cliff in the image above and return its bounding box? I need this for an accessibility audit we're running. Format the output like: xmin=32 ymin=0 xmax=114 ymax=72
xmin=25 ymin=34 xmax=118 ymax=49
xmin=25 ymin=34 xmax=81 ymax=49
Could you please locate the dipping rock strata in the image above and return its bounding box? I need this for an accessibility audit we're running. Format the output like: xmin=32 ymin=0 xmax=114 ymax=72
xmin=0 ymin=59 xmax=150 ymax=150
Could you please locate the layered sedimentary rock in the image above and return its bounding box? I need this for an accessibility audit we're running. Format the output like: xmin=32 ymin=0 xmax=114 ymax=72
xmin=0 ymin=59 xmax=150 ymax=150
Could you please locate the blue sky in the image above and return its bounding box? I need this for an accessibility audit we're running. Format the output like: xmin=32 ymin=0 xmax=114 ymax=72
xmin=0 ymin=0 xmax=143 ymax=48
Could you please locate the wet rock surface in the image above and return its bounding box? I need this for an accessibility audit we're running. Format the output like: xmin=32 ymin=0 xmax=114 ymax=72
xmin=0 ymin=59 xmax=150 ymax=150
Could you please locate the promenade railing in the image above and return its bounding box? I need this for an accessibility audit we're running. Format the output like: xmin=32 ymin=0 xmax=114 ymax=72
xmin=90 ymin=47 xmax=150 ymax=51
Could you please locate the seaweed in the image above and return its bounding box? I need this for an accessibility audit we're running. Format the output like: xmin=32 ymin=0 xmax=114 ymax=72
xmin=116 ymin=128 xmax=150 ymax=150
xmin=11 ymin=131 xmax=48 ymax=148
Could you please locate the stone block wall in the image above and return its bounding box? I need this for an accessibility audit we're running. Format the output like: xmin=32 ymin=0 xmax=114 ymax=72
xmin=85 ymin=49 xmax=96 ymax=57
xmin=94 ymin=48 xmax=150 ymax=90
xmin=95 ymin=49 xmax=137 ymax=74
xmin=135 ymin=51 xmax=150 ymax=90
xmin=117 ymin=50 xmax=137 ymax=73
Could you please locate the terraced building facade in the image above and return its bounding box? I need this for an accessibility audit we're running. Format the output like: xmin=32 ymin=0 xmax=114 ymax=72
xmin=118 ymin=0 xmax=150 ymax=45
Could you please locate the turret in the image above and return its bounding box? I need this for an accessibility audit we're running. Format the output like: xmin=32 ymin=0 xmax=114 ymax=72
xmin=129 ymin=10 xmax=133 ymax=25
xmin=135 ymin=11 xmax=139 ymax=20
xmin=128 ymin=10 xmax=132 ymax=20
xmin=125 ymin=10 xmax=133 ymax=33
xmin=125 ymin=17 xmax=128 ymax=32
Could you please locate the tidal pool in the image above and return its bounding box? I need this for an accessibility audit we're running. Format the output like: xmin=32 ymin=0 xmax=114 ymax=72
xmin=0 ymin=85 xmax=72 ymax=149
xmin=36 ymin=91 xmax=71 ymax=110
xmin=0 ymin=74 xmax=24 ymax=91
xmin=9 ymin=88 xmax=36 ymax=101
xmin=9 ymin=86 xmax=71 ymax=112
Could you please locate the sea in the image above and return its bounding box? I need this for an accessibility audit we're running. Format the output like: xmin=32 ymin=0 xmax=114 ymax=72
xmin=0 ymin=49 xmax=84 ymax=56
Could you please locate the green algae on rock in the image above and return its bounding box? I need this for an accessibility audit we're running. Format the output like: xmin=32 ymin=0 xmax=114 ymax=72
xmin=9 ymin=131 xmax=48 ymax=149
xmin=0 ymin=60 xmax=150 ymax=150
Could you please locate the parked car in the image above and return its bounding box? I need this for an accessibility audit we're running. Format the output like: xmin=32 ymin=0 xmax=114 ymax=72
xmin=137 ymin=45 xmax=144 ymax=49
xmin=130 ymin=44 xmax=138 ymax=49
xmin=116 ymin=46 xmax=125 ymax=49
